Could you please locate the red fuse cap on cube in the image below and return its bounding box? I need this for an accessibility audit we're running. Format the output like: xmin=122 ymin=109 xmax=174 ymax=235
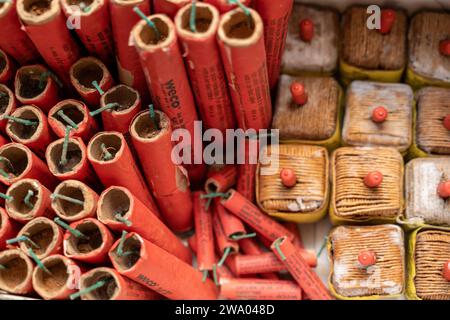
xmin=280 ymin=169 xmax=297 ymax=188
xmin=439 ymin=40 xmax=450 ymax=57
xmin=372 ymin=106 xmax=388 ymax=123
xmin=443 ymin=115 xmax=450 ymax=130
xmin=443 ymin=260 xmax=450 ymax=281
xmin=358 ymin=250 xmax=377 ymax=267
xmin=380 ymin=9 xmax=396 ymax=34
xmin=437 ymin=181 xmax=450 ymax=199
xmin=299 ymin=19 xmax=314 ymax=42
xmin=364 ymin=171 xmax=383 ymax=188
xmin=290 ymin=82 xmax=308 ymax=106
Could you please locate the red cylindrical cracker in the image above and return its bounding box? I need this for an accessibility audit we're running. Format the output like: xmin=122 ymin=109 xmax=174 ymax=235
xmin=0 ymin=143 xmax=58 ymax=189
xmin=109 ymin=232 xmax=218 ymax=299
xmin=78 ymin=267 xmax=161 ymax=300
xmin=100 ymin=85 xmax=142 ymax=134
xmin=0 ymin=49 xmax=15 ymax=85
xmin=193 ymin=191 xmax=215 ymax=271
xmin=87 ymin=131 xmax=158 ymax=212
xmin=239 ymin=237 xmax=279 ymax=280
xmin=5 ymin=178 xmax=53 ymax=223
xmin=6 ymin=105 xmax=54 ymax=158
xmin=175 ymin=3 xmax=235 ymax=134
xmin=130 ymin=110 xmax=193 ymax=233
xmin=214 ymin=201 xmax=246 ymax=240
xmin=212 ymin=208 xmax=239 ymax=260
xmin=48 ymin=99 xmax=99 ymax=143
xmin=283 ymin=222 xmax=304 ymax=249
xmin=0 ymin=1 xmax=39 ymax=64
xmin=61 ymin=0 xmax=115 ymax=67
xmin=14 ymin=65 xmax=60 ymax=114
xmin=109 ymin=0 xmax=150 ymax=101
xmin=0 ymin=249 xmax=34 ymax=295
xmin=69 ymin=57 xmax=114 ymax=107
xmin=63 ymin=218 xmax=114 ymax=265
xmin=17 ymin=217 xmax=63 ymax=259
xmin=51 ymin=179 xmax=99 ymax=222
xmin=0 ymin=84 xmax=16 ymax=135
xmin=203 ymin=0 xmax=251 ymax=14
xmin=253 ymin=0 xmax=294 ymax=88
xmin=17 ymin=0 xmax=81 ymax=86
xmin=220 ymin=278 xmax=302 ymax=300
xmin=153 ymin=0 xmax=190 ymax=18
xmin=205 ymin=165 xmax=237 ymax=194
xmin=46 ymin=136 xmax=98 ymax=187
xmin=271 ymin=236 xmax=332 ymax=300
xmin=221 ymin=189 xmax=295 ymax=242
xmin=132 ymin=14 xmax=199 ymax=139
xmin=32 ymin=254 xmax=79 ymax=300
xmin=0 ymin=208 xmax=19 ymax=250
xmin=217 ymin=8 xmax=272 ymax=130
xmin=97 ymin=186 xmax=192 ymax=264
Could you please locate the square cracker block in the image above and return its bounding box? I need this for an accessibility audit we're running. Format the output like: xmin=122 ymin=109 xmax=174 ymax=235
xmin=281 ymin=4 xmax=339 ymax=75
xmin=273 ymin=75 xmax=341 ymax=142
xmin=342 ymin=81 xmax=413 ymax=152
xmin=408 ymin=12 xmax=450 ymax=84
xmin=415 ymin=87 xmax=450 ymax=155
xmin=329 ymin=224 xmax=405 ymax=298
xmin=405 ymin=158 xmax=450 ymax=226
xmin=341 ymin=6 xmax=407 ymax=71
xmin=257 ymin=144 xmax=328 ymax=215
xmin=332 ymin=147 xmax=403 ymax=220
xmin=414 ymin=229 xmax=450 ymax=300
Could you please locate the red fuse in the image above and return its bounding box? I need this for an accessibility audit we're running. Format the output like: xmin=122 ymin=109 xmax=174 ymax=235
xmin=87 ymin=131 xmax=159 ymax=213
xmin=220 ymin=278 xmax=302 ymax=300
xmin=0 ymin=84 xmax=16 ymax=136
xmin=204 ymin=0 xmax=251 ymax=14
xmin=46 ymin=136 xmax=98 ymax=187
xmin=48 ymin=99 xmax=99 ymax=143
xmin=51 ymin=179 xmax=99 ymax=222
xmin=16 ymin=217 xmax=63 ymax=259
xmin=109 ymin=0 xmax=150 ymax=102
xmin=0 ymin=143 xmax=59 ymax=189
xmin=175 ymin=3 xmax=236 ymax=134
xmin=63 ymin=218 xmax=114 ymax=265
xmin=14 ymin=65 xmax=60 ymax=114
xmin=153 ymin=0 xmax=191 ymax=18
xmin=16 ymin=0 xmax=81 ymax=86
xmin=217 ymin=8 xmax=272 ymax=130
xmin=193 ymin=192 xmax=215 ymax=274
xmin=130 ymin=110 xmax=193 ymax=233
xmin=221 ymin=189 xmax=296 ymax=242
xmin=109 ymin=232 xmax=218 ymax=300
xmin=75 ymin=267 xmax=161 ymax=300
xmin=97 ymin=186 xmax=191 ymax=263
xmin=6 ymin=105 xmax=54 ymax=158
xmin=0 ymin=249 xmax=34 ymax=295
xmin=32 ymin=254 xmax=80 ymax=300
xmin=271 ymin=236 xmax=332 ymax=300
xmin=5 ymin=178 xmax=54 ymax=223
xmin=253 ymin=0 xmax=294 ymax=89
xmin=69 ymin=57 xmax=114 ymax=107
xmin=100 ymin=85 xmax=142 ymax=134
xmin=0 ymin=49 xmax=15 ymax=85
xmin=0 ymin=1 xmax=39 ymax=65
xmin=61 ymin=0 xmax=115 ymax=67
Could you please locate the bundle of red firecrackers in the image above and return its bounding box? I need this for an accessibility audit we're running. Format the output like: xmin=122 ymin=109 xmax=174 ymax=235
xmin=0 ymin=0 xmax=332 ymax=300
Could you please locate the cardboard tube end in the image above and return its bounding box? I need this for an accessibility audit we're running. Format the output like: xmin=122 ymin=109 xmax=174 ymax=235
xmin=6 ymin=106 xmax=43 ymax=143
xmin=0 ymin=84 xmax=14 ymax=118
xmin=46 ymin=138 xmax=83 ymax=176
xmin=0 ymin=249 xmax=34 ymax=294
xmin=70 ymin=57 xmax=108 ymax=92
xmin=130 ymin=110 xmax=169 ymax=141
xmin=15 ymin=65 xmax=49 ymax=101
xmin=176 ymin=2 xmax=219 ymax=38
xmin=218 ymin=8 xmax=263 ymax=47
xmin=64 ymin=219 xmax=105 ymax=257
xmin=79 ymin=268 xmax=119 ymax=300
xmin=88 ymin=132 xmax=123 ymax=163
xmin=109 ymin=233 xmax=141 ymax=272
xmin=32 ymin=255 xmax=71 ymax=300
xmin=17 ymin=0 xmax=61 ymax=26
xmin=52 ymin=180 xmax=94 ymax=221
xmin=18 ymin=217 xmax=60 ymax=259
xmin=98 ymin=187 xmax=131 ymax=223
xmin=132 ymin=14 xmax=174 ymax=51
xmin=0 ymin=143 xmax=32 ymax=182
xmin=101 ymin=85 xmax=139 ymax=115
xmin=6 ymin=178 xmax=42 ymax=221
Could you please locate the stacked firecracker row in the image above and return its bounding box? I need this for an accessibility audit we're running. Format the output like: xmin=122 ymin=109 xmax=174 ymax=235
xmin=0 ymin=0 xmax=449 ymax=301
